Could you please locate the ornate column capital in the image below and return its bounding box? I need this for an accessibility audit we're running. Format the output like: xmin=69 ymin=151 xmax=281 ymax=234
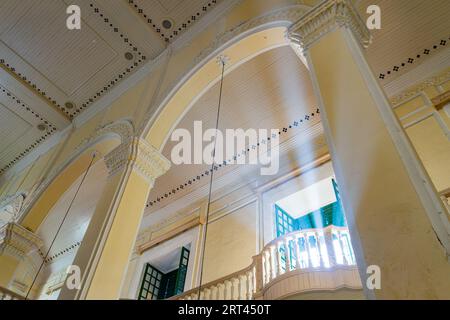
xmin=0 ymin=223 xmax=43 ymax=260
xmin=104 ymin=137 xmax=171 ymax=186
xmin=288 ymin=0 xmax=371 ymax=52
xmin=131 ymin=138 xmax=171 ymax=186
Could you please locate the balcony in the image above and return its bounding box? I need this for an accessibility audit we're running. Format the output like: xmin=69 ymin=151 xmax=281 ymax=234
xmin=171 ymin=225 xmax=362 ymax=300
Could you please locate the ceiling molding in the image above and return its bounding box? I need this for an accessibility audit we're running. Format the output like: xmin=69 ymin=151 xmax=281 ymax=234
xmin=386 ymin=47 xmax=450 ymax=103
xmin=0 ymin=61 xmax=69 ymax=121
xmin=73 ymin=0 xmax=242 ymax=129
xmin=0 ymin=85 xmax=58 ymax=174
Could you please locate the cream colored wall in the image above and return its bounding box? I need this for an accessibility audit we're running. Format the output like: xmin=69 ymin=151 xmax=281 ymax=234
xmin=133 ymin=159 xmax=336 ymax=289
xmin=202 ymin=201 xmax=258 ymax=284
xmin=392 ymin=72 xmax=450 ymax=195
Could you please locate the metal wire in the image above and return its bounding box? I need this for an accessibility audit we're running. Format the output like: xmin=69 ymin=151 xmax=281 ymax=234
xmin=196 ymin=58 xmax=226 ymax=299
xmin=25 ymin=153 xmax=96 ymax=299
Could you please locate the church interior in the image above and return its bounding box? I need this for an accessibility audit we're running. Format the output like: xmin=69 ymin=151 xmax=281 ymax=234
xmin=0 ymin=0 xmax=449 ymax=301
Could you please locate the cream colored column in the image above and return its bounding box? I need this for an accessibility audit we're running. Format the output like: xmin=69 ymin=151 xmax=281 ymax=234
xmin=58 ymin=138 xmax=170 ymax=300
xmin=289 ymin=0 xmax=450 ymax=299
xmin=0 ymin=223 xmax=42 ymax=290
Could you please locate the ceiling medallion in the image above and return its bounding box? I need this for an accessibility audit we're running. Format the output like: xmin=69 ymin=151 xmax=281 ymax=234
xmin=65 ymin=101 xmax=75 ymax=109
xmin=37 ymin=123 xmax=48 ymax=131
xmin=162 ymin=19 xmax=173 ymax=30
xmin=124 ymin=52 xmax=134 ymax=61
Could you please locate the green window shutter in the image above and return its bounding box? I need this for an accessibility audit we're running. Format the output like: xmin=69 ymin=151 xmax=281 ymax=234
xmin=174 ymin=247 xmax=190 ymax=295
xmin=138 ymin=263 xmax=163 ymax=300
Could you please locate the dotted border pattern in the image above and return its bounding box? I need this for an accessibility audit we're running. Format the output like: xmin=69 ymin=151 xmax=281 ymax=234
xmin=146 ymin=108 xmax=321 ymax=207
xmin=127 ymin=0 xmax=218 ymax=42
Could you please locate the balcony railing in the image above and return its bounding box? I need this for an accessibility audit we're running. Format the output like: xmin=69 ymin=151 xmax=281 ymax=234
xmin=0 ymin=287 xmax=25 ymax=300
xmin=171 ymin=225 xmax=361 ymax=300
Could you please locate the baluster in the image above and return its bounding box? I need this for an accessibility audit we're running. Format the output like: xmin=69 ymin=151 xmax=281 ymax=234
xmin=265 ymin=249 xmax=271 ymax=282
xmin=284 ymin=237 xmax=291 ymax=272
xmin=273 ymin=243 xmax=281 ymax=276
xmin=324 ymin=227 xmax=336 ymax=267
xmin=269 ymin=246 xmax=277 ymax=280
xmin=230 ymin=279 xmax=235 ymax=300
xmin=218 ymin=283 xmax=225 ymax=300
xmin=294 ymin=235 xmax=302 ymax=269
xmin=315 ymin=231 xmax=324 ymax=268
xmin=338 ymin=231 xmax=350 ymax=265
xmin=262 ymin=251 xmax=267 ymax=284
xmin=211 ymin=286 xmax=217 ymax=300
xmin=305 ymin=233 xmax=315 ymax=268
xmin=205 ymin=288 xmax=211 ymax=300
xmin=237 ymin=276 xmax=243 ymax=300
xmin=224 ymin=280 xmax=230 ymax=300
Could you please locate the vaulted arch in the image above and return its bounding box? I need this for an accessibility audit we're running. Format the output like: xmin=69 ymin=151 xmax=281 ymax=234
xmin=142 ymin=5 xmax=310 ymax=151
xmin=20 ymin=120 xmax=134 ymax=232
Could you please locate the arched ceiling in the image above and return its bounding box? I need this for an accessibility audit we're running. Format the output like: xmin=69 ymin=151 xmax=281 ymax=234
xmin=146 ymin=45 xmax=325 ymax=213
xmin=1 ymin=0 xmax=450 ymax=179
xmin=36 ymin=159 xmax=108 ymax=269
xmin=0 ymin=0 xmax=225 ymax=174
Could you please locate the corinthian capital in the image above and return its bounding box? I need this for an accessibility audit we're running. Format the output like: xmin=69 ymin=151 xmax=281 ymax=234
xmin=131 ymin=138 xmax=171 ymax=186
xmin=288 ymin=0 xmax=371 ymax=51
xmin=104 ymin=138 xmax=171 ymax=186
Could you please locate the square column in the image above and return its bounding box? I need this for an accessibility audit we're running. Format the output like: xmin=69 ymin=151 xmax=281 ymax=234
xmin=58 ymin=138 xmax=170 ymax=300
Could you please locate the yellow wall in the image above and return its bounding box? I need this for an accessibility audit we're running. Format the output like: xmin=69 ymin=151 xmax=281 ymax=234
xmin=392 ymin=68 xmax=450 ymax=194
xmin=202 ymin=201 xmax=257 ymax=283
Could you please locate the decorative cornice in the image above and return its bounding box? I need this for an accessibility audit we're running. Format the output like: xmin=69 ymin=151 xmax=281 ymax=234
xmin=288 ymin=0 xmax=371 ymax=51
xmin=389 ymin=68 xmax=450 ymax=106
xmin=0 ymin=223 xmax=43 ymax=260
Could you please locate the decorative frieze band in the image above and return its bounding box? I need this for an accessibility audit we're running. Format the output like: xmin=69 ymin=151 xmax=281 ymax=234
xmin=0 ymin=223 xmax=43 ymax=260
xmin=288 ymin=0 xmax=371 ymax=51
xmin=105 ymin=137 xmax=171 ymax=186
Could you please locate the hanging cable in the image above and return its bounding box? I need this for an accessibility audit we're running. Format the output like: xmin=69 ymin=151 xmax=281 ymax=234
xmin=196 ymin=57 xmax=226 ymax=299
xmin=25 ymin=153 xmax=96 ymax=299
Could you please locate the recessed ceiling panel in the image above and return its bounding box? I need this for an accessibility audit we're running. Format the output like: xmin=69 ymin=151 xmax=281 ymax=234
xmin=1 ymin=0 xmax=117 ymax=96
